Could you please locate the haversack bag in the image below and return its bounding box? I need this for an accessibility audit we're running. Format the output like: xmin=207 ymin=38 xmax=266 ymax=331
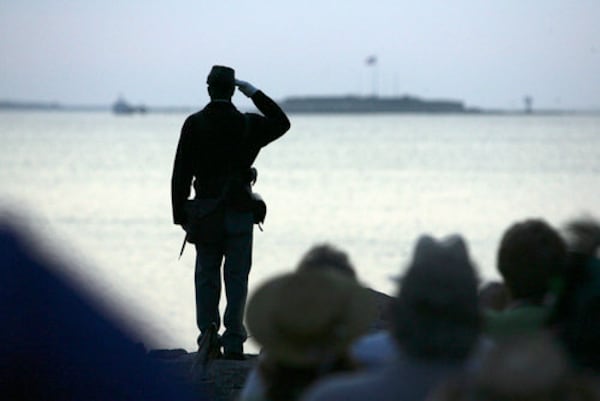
xmin=183 ymin=198 xmax=225 ymax=244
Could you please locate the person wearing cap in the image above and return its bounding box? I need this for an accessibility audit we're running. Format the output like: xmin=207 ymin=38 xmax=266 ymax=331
xmin=302 ymin=234 xmax=482 ymax=401
xmin=548 ymin=216 xmax=600 ymax=376
xmin=171 ymin=65 xmax=290 ymax=359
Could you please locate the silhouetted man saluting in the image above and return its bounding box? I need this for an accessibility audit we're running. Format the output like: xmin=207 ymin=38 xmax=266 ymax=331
xmin=171 ymin=66 xmax=290 ymax=359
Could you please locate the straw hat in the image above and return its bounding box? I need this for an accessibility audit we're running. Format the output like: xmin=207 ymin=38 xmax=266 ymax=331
xmin=246 ymin=270 xmax=377 ymax=366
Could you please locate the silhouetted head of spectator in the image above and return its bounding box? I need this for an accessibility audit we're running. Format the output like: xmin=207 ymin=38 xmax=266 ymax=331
xmin=564 ymin=215 xmax=600 ymax=257
xmin=246 ymin=270 xmax=377 ymax=401
xmin=551 ymin=215 xmax=600 ymax=373
xmin=479 ymin=281 xmax=511 ymax=311
xmin=497 ymin=219 xmax=567 ymax=304
xmin=392 ymin=234 xmax=480 ymax=361
xmin=206 ymin=65 xmax=235 ymax=100
xmin=247 ymin=270 xmax=376 ymax=367
xmin=296 ymin=243 xmax=357 ymax=281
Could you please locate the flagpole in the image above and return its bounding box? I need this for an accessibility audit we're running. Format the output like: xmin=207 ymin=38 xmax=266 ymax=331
xmin=365 ymin=55 xmax=378 ymax=98
xmin=373 ymin=64 xmax=378 ymax=98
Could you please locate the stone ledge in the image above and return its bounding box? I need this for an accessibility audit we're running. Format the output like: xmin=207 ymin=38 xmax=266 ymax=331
xmin=149 ymin=350 xmax=258 ymax=401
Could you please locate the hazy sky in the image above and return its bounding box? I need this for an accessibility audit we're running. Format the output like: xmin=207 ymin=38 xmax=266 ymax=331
xmin=1 ymin=0 xmax=599 ymax=110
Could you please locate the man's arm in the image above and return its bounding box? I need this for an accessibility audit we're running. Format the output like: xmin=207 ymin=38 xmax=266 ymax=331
xmin=236 ymin=80 xmax=291 ymax=146
xmin=171 ymin=117 xmax=194 ymax=225
xmin=250 ymin=91 xmax=291 ymax=145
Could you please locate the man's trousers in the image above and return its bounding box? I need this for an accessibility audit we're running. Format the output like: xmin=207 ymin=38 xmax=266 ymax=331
xmin=194 ymin=209 xmax=253 ymax=354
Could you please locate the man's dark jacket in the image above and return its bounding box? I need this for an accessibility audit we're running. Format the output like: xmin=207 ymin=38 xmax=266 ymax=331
xmin=171 ymin=91 xmax=290 ymax=225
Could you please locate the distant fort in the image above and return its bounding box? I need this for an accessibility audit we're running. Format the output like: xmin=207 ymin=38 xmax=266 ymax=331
xmin=280 ymin=95 xmax=480 ymax=114
xmin=1 ymin=96 xmax=475 ymax=114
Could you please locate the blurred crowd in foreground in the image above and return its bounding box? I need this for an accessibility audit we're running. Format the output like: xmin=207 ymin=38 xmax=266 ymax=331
xmin=238 ymin=216 xmax=600 ymax=401
xmin=1 ymin=212 xmax=599 ymax=400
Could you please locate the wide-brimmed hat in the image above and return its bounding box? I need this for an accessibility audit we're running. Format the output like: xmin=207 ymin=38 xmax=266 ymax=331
xmin=246 ymin=270 xmax=377 ymax=366
xmin=206 ymin=65 xmax=235 ymax=87
xmin=398 ymin=234 xmax=479 ymax=311
xmin=391 ymin=234 xmax=481 ymax=360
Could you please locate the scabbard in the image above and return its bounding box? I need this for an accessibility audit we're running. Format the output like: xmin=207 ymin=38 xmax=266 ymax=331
xmin=178 ymin=233 xmax=188 ymax=259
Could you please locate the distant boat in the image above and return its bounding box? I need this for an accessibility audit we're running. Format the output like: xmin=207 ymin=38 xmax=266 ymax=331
xmin=112 ymin=96 xmax=146 ymax=115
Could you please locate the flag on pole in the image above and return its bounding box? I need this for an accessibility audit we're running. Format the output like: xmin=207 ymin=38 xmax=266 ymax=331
xmin=365 ymin=55 xmax=377 ymax=66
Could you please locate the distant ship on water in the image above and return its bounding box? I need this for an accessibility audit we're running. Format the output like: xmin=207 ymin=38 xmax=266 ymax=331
xmin=112 ymin=96 xmax=147 ymax=115
xmin=280 ymin=95 xmax=480 ymax=114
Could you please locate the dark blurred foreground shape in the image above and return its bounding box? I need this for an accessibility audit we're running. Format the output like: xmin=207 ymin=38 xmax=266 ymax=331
xmin=0 ymin=216 xmax=207 ymax=400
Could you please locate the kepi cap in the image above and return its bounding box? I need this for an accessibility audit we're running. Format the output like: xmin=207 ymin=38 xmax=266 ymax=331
xmin=206 ymin=65 xmax=235 ymax=87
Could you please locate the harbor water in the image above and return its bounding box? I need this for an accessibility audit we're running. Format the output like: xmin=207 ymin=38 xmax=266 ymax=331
xmin=1 ymin=110 xmax=599 ymax=352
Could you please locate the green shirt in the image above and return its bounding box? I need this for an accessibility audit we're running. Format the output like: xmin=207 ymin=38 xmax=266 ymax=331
xmin=484 ymin=305 xmax=550 ymax=340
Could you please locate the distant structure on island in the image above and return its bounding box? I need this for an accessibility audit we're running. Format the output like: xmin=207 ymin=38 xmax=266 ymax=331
xmin=112 ymin=96 xmax=147 ymax=115
xmin=524 ymin=96 xmax=533 ymax=114
xmin=279 ymin=95 xmax=478 ymax=114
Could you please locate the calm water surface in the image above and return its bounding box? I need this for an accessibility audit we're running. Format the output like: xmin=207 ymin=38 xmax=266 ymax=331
xmin=1 ymin=111 xmax=599 ymax=351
